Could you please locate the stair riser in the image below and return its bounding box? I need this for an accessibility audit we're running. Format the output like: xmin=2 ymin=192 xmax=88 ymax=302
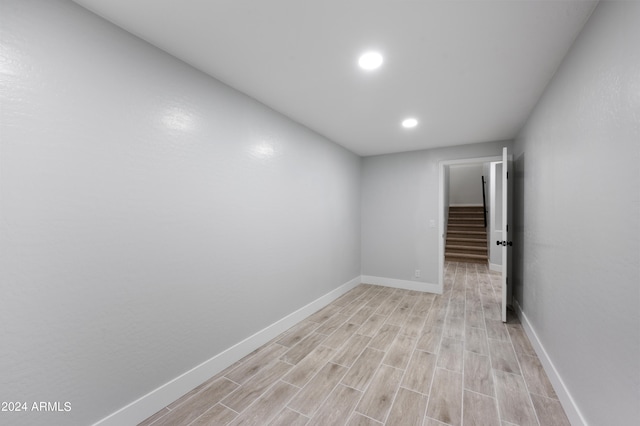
xmin=447 ymin=249 xmax=487 ymax=256
xmin=449 ymin=209 xmax=484 ymax=212
xmin=446 ymin=240 xmax=487 ymax=247
xmin=447 ymin=224 xmax=486 ymax=234
xmin=446 ymin=207 xmax=488 ymax=264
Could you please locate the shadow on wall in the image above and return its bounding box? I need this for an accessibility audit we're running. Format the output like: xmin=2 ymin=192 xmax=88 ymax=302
xmin=512 ymin=152 xmax=525 ymax=305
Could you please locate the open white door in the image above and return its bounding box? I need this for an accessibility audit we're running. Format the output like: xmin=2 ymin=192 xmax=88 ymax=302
xmin=500 ymin=147 xmax=512 ymax=322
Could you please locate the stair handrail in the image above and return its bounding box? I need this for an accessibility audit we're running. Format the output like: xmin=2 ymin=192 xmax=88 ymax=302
xmin=481 ymin=176 xmax=487 ymax=228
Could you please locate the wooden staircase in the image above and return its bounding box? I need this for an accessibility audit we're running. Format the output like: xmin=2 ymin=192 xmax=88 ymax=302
xmin=445 ymin=206 xmax=488 ymax=263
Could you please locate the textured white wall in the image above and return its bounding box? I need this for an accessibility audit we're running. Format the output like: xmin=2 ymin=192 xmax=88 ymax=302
xmin=513 ymin=1 xmax=640 ymax=424
xmin=361 ymin=140 xmax=510 ymax=285
xmin=448 ymin=163 xmax=484 ymax=205
xmin=0 ymin=1 xmax=360 ymax=425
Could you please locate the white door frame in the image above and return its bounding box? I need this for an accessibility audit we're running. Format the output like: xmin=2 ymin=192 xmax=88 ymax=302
xmin=489 ymin=161 xmax=503 ymax=272
xmin=438 ymin=155 xmax=502 ymax=292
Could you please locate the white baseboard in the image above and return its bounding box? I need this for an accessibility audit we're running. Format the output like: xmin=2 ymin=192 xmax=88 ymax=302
xmin=361 ymin=275 xmax=441 ymax=294
xmin=93 ymin=275 xmax=362 ymax=426
xmin=513 ymin=300 xmax=587 ymax=426
xmin=489 ymin=263 xmax=503 ymax=273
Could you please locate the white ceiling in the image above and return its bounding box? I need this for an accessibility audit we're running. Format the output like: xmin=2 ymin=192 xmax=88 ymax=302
xmin=72 ymin=0 xmax=598 ymax=156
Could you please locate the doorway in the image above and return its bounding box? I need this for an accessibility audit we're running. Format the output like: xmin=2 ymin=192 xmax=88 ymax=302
xmin=438 ymin=156 xmax=501 ymax=292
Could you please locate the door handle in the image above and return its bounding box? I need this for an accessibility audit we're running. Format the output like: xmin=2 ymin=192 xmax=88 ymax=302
xmin=496 ymin=240 xmax=513 ymax=246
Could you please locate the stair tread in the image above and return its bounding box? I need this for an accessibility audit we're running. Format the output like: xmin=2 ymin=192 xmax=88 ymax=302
xmin=445 ymin=257 xmax=488 ymax=262
xmin=445 ymin=252 xmax=488 ymax=260
xmin=446 ymin=244 xmax=487 ymax=251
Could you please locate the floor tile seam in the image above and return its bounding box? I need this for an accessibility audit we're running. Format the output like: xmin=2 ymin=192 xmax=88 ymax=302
xmin=274 ymin=324 xmax=321 ymax=348
xmin=225 ymin=344 xmax=290 ymax=385
xmin=348 ymin=352 xmax=403 ymax=423
xmin=378 ymin=380 xmax=405 ymax=425
xmin=273 ymin=406 xmax=310 ymax=424
xmin=339 ymin=301 xmax=370 ymax=317
xmin=381 ymin=333 xmax=418 ymax=371
xmin=223 ymin=378 xmax=295 ymax=421
xmin=491 ymin=367 xmax=538 ymax=426
xmin=226 ymin=357 xmax=303 ymax=406
xmin=264 ymin=380 xmax=304 ymax=426
xmin=183 ymin=403 xmax=236 ymax=426
xmin=242 ymin=377 xmax=303 ymax=415
xmin=506 ymin=320 xmax=543 ymax=426
xmin=286 ymin=367 xmax=350 ymax=420
xmin=330 ymin=351 xmax=363 ymax=370
xmin=279 ymin=372 xmax=307 ymax=388
xmin=488 ymin=361 xmax=523 ymax=378
xmin=215 ymin=401 xmax=240 ymax=416
xmin=314 ymin=321 xmax=347 ymax=337
xmin=423 ymin=415 xmax=452 ymax=426
xmin=398 ymin=384 xmax=429 ymax=398
xmin=280 ymin=355 xmax=298 ymax=366
xmin=528 ymin=389 xmax=561 ymax=401
xmin=462 ymin=386 xmax=498 ymax=400
xmin=226 ymin=348 xmax=295 ymax=386
xmin=218 ymin=378 xmax=278 ymax=413
xmin=348 ymin=361 xmax=385 ymax=422
xmin=352 ymin=407 xmax=387 ymax=424
xmin=398 ymin=317 xmax=429 ymax=339
xmin=167 ymin=376 xmax=237 ymax=414
xmin=321 ymin=321 xmax=363 ymax=346
xmin=348 ymin=411 xmax=383 ymax=425
xmin=413 ymin=345 xmax=439 ymax=357
xmin=383 ymin=326 xmax=425 ymax=423
xmin=229 ymin=378 xmax=301 ymax=425
xmin=325 ymin=383 xmax=365 ymax=423
xmin=507 ymin=342 xmax=537 ymax=359
xmin=486 ymin=328 xmax=510 ymax=343
xmin=142 ymin=408 xmax=170 ymax=426
xmin=486 ymin=334 xmax=522 ymax=371
xmin=408 ymin=296 xmax=436 ymax=317
xmin=424 ymin=265 xmax=457 ymax=422
xmin=458 ymin=267 xmax=472 ymax=426
xmin=472 ymin=265 xmax=506 ymax=426
xmin=290 ymin=359 xmax=345 ymax=395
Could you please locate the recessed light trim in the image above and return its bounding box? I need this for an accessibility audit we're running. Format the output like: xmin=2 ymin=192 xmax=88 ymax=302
xmin=358 ymin=51 xmax=383 ymax=70
xmin=402 ymin=118 xmax=418 ymax=128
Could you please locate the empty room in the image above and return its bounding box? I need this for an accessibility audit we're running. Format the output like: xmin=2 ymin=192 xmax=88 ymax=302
xmin=1 ymin=1 xmax=638 ymax=425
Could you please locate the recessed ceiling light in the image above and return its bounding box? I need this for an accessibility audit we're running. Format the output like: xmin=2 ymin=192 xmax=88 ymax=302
xmin=358 ymin=51 xmax=383 ymax=70
xmin=402 ymin=118 xmax=418 ymax=128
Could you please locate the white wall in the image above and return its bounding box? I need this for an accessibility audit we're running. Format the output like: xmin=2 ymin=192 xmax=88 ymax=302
xmin=489 ymin=162 xmax=503 ymax=268
xmin=0 ymin=1 xmax=361 ymax=425
xmin=513 ymin=1 xmax=640 ymax=424
xmin=361 ymin=140 xmax=510 ymax=286
xmin=448 ymin=163 xmax=484 ymax=205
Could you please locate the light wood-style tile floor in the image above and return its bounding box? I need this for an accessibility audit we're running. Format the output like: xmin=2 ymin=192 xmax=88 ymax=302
xmin=139 ymin=262 xmax=570 ymax=426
